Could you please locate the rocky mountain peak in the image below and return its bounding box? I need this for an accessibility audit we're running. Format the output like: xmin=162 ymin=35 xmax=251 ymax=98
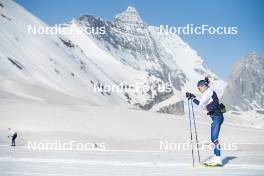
xmin=222 ymin=53 xmax=264 ymax=111
xmin=230 ymin=53 xmax=263 ymax=79
xmin=114 ymin=6 xmax=143 ymax=24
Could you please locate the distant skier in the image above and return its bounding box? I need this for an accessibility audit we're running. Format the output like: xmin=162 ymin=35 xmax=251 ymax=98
xmin=186 ymin=77 xmax=226 ymax=167
xmin=8 ymin=128 xmax=17 ymax=146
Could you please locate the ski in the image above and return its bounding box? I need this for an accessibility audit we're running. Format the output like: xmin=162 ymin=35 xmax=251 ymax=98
xmin=202 ymin=163 xmax=223 ymax=167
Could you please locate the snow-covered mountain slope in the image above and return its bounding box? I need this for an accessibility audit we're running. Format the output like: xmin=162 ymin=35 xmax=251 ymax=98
xmin=0 ymin=0 xmax=131 ymax=107
xmin=0 ymin=1 xmax=225 ymax=113
xmin=148 ymin=26 xmax=225 ymax=95
xmin=222 ymin=53 xmax=264 ymax=113
xmin=61 ymin=6 xmax=225 ymax=112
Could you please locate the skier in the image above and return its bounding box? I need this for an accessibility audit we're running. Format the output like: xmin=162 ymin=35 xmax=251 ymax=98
xmin=186 ymin=77 xmax=225 ymax=167
xmin=8 ymin=128 xmax=17 ymax=146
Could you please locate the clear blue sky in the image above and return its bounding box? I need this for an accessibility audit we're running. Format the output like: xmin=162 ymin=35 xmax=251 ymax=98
xmin=16 ymin=0 xmax=264 ymax=80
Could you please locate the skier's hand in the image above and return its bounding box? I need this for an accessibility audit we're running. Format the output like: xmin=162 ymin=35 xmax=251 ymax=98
xmin=186 ymin=92 xmax=196 ymax=99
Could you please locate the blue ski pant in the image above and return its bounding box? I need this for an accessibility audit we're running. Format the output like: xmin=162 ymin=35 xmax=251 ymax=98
xmin=211 ymin=113 xmax=224 ymax=156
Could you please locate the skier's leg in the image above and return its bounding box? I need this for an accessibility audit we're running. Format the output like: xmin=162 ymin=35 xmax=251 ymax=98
xmin=12 ymin=137 xmax=15 ymax=146
xmin=205 ymin=114 xmax=224 ymax=166
xmin=211 ymin=122 xmax=220 ymax=156
xmin=211 ymin=114 xmax=223 ymax=156
xmin=12 ymin=133 xmax=17 ymax=146
xmin=12 ymin=137 xmax=14 ymax=146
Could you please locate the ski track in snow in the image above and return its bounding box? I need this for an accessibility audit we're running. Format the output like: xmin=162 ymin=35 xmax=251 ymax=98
xmin=0 ymin=146 xmax=264 ymax=176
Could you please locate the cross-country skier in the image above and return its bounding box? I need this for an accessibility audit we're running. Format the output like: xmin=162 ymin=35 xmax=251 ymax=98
xmin=8 ymin=128 xmax=17 ymax=146
xmin=186 ymin=77 xmax=225 ymax=167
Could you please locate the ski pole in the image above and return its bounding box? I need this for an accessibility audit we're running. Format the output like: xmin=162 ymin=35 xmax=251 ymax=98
xmin=190 ymin=99 xmax=201 ymax=163
xmin=187 ymin=99 xmax=195 ymax=167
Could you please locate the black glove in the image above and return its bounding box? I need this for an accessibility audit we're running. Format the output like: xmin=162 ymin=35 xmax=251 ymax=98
xmin=186 ymin=92 xmax=196 ymax=99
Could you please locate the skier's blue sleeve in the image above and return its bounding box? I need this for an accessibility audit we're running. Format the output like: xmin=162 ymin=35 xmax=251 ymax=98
xmin=193 ymin=98 xmax=200 ymax=105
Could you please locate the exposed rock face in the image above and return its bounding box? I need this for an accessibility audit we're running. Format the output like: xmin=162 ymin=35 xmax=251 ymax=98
xmin=157 ymin=101 xmax=185 ymax=115
xmin=70 ymin=7 xmax=225 ymax=113
xmin=222 ymin=53 xmax=264 ymax=111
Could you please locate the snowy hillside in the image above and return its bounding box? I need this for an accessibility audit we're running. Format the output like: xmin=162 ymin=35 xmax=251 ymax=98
xmin=0 ymin=0 xmax=134 ymax=108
